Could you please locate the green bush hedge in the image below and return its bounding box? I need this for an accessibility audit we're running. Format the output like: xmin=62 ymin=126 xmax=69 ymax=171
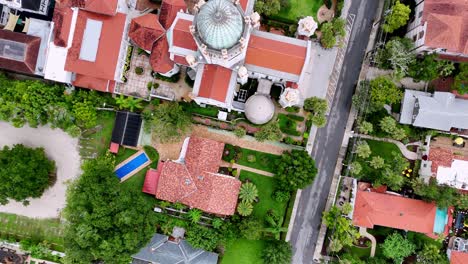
xmin=154 ymin=72 xmax=181 ymax=83
xmin=143 ymin=145 xmax=159 ymax=169
xmin=286 ymin=114 xmax=305 ymax=122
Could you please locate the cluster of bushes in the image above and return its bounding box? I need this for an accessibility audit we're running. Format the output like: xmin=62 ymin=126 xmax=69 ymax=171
xmin=121 ymin=46 xmax=134 ymax=82
xmin=320 ymin=18 xmax=346 ymax=49
xmin=154 ymin=72 xmax=181 ymax=83
xmin=180 ymin=101 xmax=219 ymax=118
xmin=143 ymin=145 xmax=159 ymax=169
xmin=0 ymin=74 xmax=110 ymax=137
xmin=20 ymin=240 xmax=63 ymax=263
xmin=264 ymin=19 xmax=298 ymax=37
xmin=285 ymin=106 xmax=300 ymax=113
xmin=278 ymin=114 xmax=303 ymax=136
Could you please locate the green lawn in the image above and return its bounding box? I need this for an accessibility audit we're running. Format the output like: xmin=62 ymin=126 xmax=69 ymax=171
xmin=0 ymin=213 xmax=64 ymax=251
xmin=120 ymin=168 xmax=156 ymax=206
xmin=365 ymin=139 xmax=401 ymax=161
xmin=344 ymin=245 xmax=371 ymax=259
xmin=223 ymin=144 xmax=281 ymax=173
xmin=221 ymin=239 xmax=266 ymax=264
xmin=115 ymin=147 xmax=138 ymax=164
xmin=277 ymin=113 xmax=302 ymax=136
xmin=270 ymin=0 xmax=323 ymax=22
xmin=80 ymin=111 xmax=115 ymax=157
xmin=239 ymin=171 xmax=288 ymax=225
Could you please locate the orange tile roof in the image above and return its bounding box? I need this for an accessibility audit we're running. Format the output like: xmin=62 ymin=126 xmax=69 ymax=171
xmin=198 ymin=65 xmax=232 ymax=102
xmin=172 ymin=18 xmax=198 ymax=51
xmin=65 ymin=10 xmax=126 ymax=81
xmin=245 ymin=34 xmax=308 ymax=76
xmin=429 ymin=147 xmax=468 ymax=174
xmin=150 ymin=35 xmax=175 ymax=74
xmin=451 ymin=251 xmax=468 ymax=264
xmin=353 ymin=190 xmax=437 ymax=234
xmin=173 ymin=55 xmax=188 ymax=66
xmin=423 ymin=0 xmax=468 ymax=54
xmin=159 ymin=0 xmax=186 ymax=29
xmin=52 ymin=7 xmax=73 ymax=47
xmin=153 ymin=137 xmax=241 ymax=215
xmin=129 ymin=14 xmax=166 ymax=51
xmin=81 ymin=0 xmax=118 ymax=16
xmin=72 ymin=74 xmax=115 ymax=92
xmin=239 ymin=0 xmax=249 ymax=11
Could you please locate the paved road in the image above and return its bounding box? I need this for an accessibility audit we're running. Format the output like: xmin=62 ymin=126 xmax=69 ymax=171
xmin=289 ymin=0 xmax=380 ymax=263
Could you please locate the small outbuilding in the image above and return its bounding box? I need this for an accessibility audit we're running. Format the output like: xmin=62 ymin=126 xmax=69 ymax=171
xmin=244 ymin=94 xmax=275 ymax=125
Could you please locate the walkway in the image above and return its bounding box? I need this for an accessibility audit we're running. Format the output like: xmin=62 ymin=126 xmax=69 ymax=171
xmin=356 ymin=133 xmax=419 ymax=160
xmin=359 ymin=227 xmax=376 ymax=257
xmin=234 ymin=164 xmax=274 ymax=177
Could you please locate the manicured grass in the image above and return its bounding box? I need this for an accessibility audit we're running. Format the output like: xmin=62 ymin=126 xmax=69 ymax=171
xmin=80 ymin=111 xmax=115 ymax=157
xmin=120 ymin=167 xmax=156 ymax=206
xmin=223 ymin=144 xmax=281 ymax=173
xmin=365 ymin=139 xmax=401 ymax=161
xmin=239 ymin=171 xmax=288 ymax=225
xmin=277 ymin=113 xmax=302 ymax=136
xmin=221 ymin=239 xmax=266 ymax=264
xmin=0 ymin=213 xmax=64 ymax=251
xmin=270 ymin=0 xmax=323 ymax=22
xmin=344 ymin=245 xmax=371 ymax=259
xmin=115 ymin=147 xmax=138 ymax=164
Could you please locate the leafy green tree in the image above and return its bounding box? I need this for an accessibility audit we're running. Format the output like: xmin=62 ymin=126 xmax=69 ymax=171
xmin=255 ymin=0 xmax=281 ymax=16
xmin=438 ymin=60 xmax=455 ymax=77
xmin=211 ymin=218 xmax=224 ymax=229
xmin=339 ymin=253 xmax=366 ymax=264
xmin=237 ymin=200 xmax=254 ymax=216
xmin=263 ymin=210 xmax=287 ymax=239
xmin=273 ymin=190 xmax=291 ymax=202
xmin=323 ymin=206 xmax=359 ymax=252
xmin=115 ymin=94 xmax=127 ymax=110
xmin=380 ymin=116 xmax=398 ymax=134
xmin=411 ymin=178 xmax=459 ymax=208
xmin=185 ymin=225 xmax=220 ymax=251
xmin=332 ymin=18 xmax=346 ymax=38
xmin=382 ymin=1 xmax=411 ymax=33
xmin=304 ymin=97 xmax=328 ymax=127
xmin=238 ymin=217 xmax=263 ymax=240
xmin=391 ymin=127 xmax=407 ymax=140
xmin=148 ymin=102 xmax=192 ymax=142
xmin=125 ymin=96 xmax=144 ymax=112
xmin=370 ymin=76 xmax=402 ymax=110
xmin=63 ymin=155 xmax=156 ymax=263
xmin=417 ymin=244 xmax=448 ymax=264
xmin=262 ymin=240 xmax=292 ymax=264
xmin=320 ymin=22 xmax=336 ymax=48
xmin=234 ymin=127 xmax=246 ymax=138
xmin=376 ymin=37 xmax=415 ymax=78
xmin=0 ymin=145 xmax=55 ymax=205
xmin=187 ymin=209 xmax=202 ymax=223
xmin=72 ymin=101 xmax=97 ymax=129
xmin=408 ymin=54 xmax=440 ymax=81
xmin=255 ymin=121 xmax=282 ymax=142
xmin=239 ymin=182 xmax=258 ymax=203
xmin=276 ymin=150 xmax=318 ymax=191
xmin=453 ymin=63 xmax=468 ymax=95
xmin=355 ymin=141 xmax=371 ymax=159
xmin=378 ymin=167 xmax=405 ymax=191
xmin=381 ymin=232 xmax=415 ymax=263
xmin=349 ymin=161 xmax=363 ymax=177
xmin=370 ymin=156 xmax=385 ymax=169
xmin=457 ymin=194 xmax=468 ymax=210
xmin=359 ymin=121 xmax=373 ymax=135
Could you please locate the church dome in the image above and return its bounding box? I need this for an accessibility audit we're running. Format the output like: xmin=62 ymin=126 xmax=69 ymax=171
xmin=196 ymin=0 xmax=244 ymax=50
xmin=244 ymin=94 xmax=275 ymax=125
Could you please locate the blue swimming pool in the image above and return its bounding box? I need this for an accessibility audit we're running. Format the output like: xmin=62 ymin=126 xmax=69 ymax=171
xmin=433 ymin=207 xmax=448 ymax=234
xmin=115 ymin=152 xmax=149 ymax=179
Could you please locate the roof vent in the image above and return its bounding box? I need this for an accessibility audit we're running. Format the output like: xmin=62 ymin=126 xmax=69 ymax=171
xmin=198 ymin=175 xmax=204 ymax=180
xmin=400 ymin=212 xmax=404 ymax=216
xmin=184 ymin=178 xmax=192 ymax=185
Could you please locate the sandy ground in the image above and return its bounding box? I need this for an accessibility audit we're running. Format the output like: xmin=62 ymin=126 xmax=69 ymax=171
xmin=0 ymin=122 xmax=81 ymax=218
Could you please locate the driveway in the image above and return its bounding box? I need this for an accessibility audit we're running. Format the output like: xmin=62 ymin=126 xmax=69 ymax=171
xmin=0 ymin=122 xmax=81 ymax=218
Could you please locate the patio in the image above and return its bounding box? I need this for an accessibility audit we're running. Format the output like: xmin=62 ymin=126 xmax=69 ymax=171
xmin=115 ymin=47 xmax=153 ymax=99
xmin=151 ymin=68 xmax=193 ymax=101
xmin=431 ymin=136 xmax=468 ymax=157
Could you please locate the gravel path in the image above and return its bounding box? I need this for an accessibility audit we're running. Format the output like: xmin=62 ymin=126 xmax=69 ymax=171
xmin=0 ymin=122 xmax=81 ymax=218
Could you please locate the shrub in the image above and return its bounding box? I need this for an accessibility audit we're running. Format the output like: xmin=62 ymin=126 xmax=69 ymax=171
xmin=285 ymin=106 xmax=300 ymax=113
xmin=287 ymin=114 xmax=305 ymax=122
xmin=135 ymin=67 xmax=144 ymax=75
xmin=234 ymin=127 xmax=246 ymax=138
xmin=147 ymin=82 xmax=153 ymax=90
xmin=155 ymin=72 xmax=181 ymax=83
xmin=273 ymin=190 xmax=291 ymax=202
xmin=284 ymin=136 xmax=295 ymax=145
xmin=143 ymin=145 xmax=159 ymax=164
xmin=247 ymin=154 xmax=256 ymax=163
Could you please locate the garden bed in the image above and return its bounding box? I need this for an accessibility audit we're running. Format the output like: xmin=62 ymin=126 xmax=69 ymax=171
xmin=278 ymin=113 xmax=304 ymax=136
xmin=222 ymin=144 xmax=281 ymax=173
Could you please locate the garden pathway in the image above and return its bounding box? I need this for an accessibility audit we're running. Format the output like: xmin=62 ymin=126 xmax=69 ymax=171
xmin=356 ymin=133 xmax=419 ymax=160
xmin=359 ymin=227 xmax=376 ymax=257
xmin=235 ymin=164 xmax=274 ymax=177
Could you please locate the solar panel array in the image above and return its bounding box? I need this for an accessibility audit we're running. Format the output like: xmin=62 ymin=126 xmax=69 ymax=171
xmin=111 ymin=111 xmax=142 ymax=147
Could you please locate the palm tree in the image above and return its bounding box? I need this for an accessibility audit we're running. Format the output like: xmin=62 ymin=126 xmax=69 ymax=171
xmin=125 ymin=96 xmax=143 ymax=112
xmin=239 ymin=182 xmax=258 ymax=203
xmin=187 ymin=208 xmax=202 ymax=223
xmin=115 ymin=94 xmax=126 ymax=110
xmin=263 ymin=211 xmax=288 ymax=239
xmin=237 ymin=201 xmax=253 ymax=216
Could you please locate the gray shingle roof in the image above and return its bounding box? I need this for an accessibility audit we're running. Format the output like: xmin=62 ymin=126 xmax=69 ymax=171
xmin=131 ymin=233 xmax=218 ymax=264
xmin=399 ymin=90 xmax=468 ymax=131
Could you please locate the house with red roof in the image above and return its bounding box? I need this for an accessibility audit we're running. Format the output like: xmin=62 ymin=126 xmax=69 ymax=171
xmin=405 ymin=0 xmax=468 ymax=61
xmin=352 ymin=187 xmax=452 ymax=237
xmin=142 ymin=136 xmax=241 ymax=216
xmin=447 ymin=237 xmax=468 ymax=264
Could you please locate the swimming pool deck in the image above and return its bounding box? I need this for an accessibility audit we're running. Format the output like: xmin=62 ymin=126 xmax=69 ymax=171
xmin=114 ymin=150 xmax=151 ymax=182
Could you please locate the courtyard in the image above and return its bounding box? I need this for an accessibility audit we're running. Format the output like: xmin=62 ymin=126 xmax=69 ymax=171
xmin=0 ymin=122 xmax=81 ymax=218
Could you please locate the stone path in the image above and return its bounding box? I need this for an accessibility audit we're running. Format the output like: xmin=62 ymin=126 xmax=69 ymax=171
xmin=356 ymin=133 xmax=419 ymax=160
xmin=359 ymin=227 xmax=376 ymax=257
xmin=234 ymin=164 xmax=274 ymax=177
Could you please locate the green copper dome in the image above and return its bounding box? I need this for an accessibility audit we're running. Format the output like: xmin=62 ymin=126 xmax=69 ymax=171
xmin=196 ymin=0 xmax=244 ymax=50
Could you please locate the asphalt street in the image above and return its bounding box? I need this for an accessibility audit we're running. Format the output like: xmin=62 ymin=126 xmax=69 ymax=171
xmin=289 ymin=0 xmax=380 ymax=263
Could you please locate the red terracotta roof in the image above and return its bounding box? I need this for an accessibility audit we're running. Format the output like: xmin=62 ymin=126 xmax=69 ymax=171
xmin=239 ymin=0 xmax=249 ymax=11
xmin=429 ymin=147 xmax=468 ymax=174
xmin=150 ymin=35 xmax=175 ymax=74
xmin=129 ymin=14 xmax=166 ymax=51
xmin=65 ymin=10 xmax=126 ymax=81
xmin=0 ymin=30 xmax=40 ymax=75
xmin=109 ymin=142 xmax=119 ymax=154
xmin=353 ymin=190 xmax=437 ymax=234
xmin=159 ymin=0 xmax=186 ymax=29
xmin=172 ymin=18 xmax=197 ymax=51
xmin=72 ymin=74 xmax=115 ymax=92
xmin=153 ymin=137 xmax=241 ymax=215
xmin=52 ymin=7 xmax=73 ymax=47
xmin=173 ymin=55 xmax=188 ymax=66
xmin=143 ymin=163 xmax=164 ymax=195
xmin=245 ymin=34 xmax=308 ymax=76
xmin=80 ymin=0 xmax=118 ymax=16
xmin=422 ymin=0 xmax=468 ymax=54
xmin=451 ymin=251 xmax=468 ymax=264
xmin=198 ymin=65 xmax=232 ymax=102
